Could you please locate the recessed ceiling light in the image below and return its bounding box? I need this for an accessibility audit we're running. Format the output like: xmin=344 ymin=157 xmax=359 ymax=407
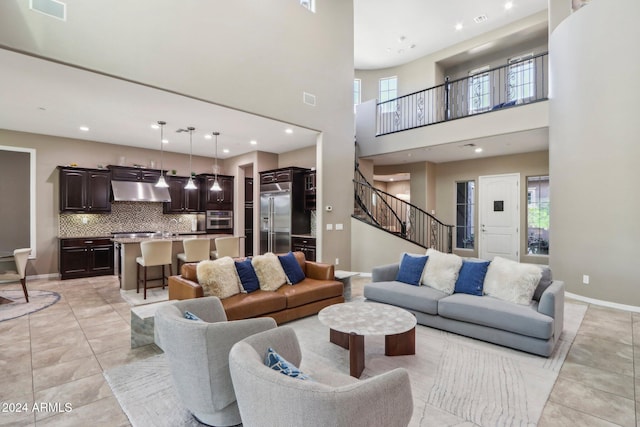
xmin=162 ymin=139 xmax=169 ymax=144
xmin=223 ymin=149 xmax=230 ymax=154
xmin=250 ymin=140 xmax=257 ymax=145
xmin=79 ymin=126 xmax=89 ymax=132
xmin=455 ymin=22 xmax=463 ymax=31
xmin=285 ymin=128 xmax=293 ymax=134
xmin=389 ymin=178 xmax=394 ymax=181
xmin=475 ymin=147 xmax=483 ymax=153
xmin=151 ymin=124 xmax=159 ymax=130
xmin=504 ymin=1 xmax=513 ymax=10
xmin=204 ymin=134 xmax=212 ymax=140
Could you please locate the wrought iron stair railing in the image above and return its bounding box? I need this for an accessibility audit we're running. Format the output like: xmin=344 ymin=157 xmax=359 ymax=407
xmin=353 ymin=169 xmax=453 ymax=253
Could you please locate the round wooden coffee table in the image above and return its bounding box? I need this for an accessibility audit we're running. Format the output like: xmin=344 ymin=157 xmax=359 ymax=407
xmin=318 ymin=302 xmax=416 ymax=378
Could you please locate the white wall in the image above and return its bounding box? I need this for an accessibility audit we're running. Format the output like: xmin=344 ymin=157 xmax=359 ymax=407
xmin=549 ymin=0 xmax=640 ymax=305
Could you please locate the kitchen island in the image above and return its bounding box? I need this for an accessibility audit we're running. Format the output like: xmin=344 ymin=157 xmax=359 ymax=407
xmin=112 ymin=233 xmax=229 ymax=291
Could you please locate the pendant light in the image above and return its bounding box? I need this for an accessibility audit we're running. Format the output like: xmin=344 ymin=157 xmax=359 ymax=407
xmin=155 ymin=121 xmax=169 ymax=188
xmin=184 ymin=126 xmax=198 ymax=190
xmin=210 ymin=131 xmax=222 ymax=191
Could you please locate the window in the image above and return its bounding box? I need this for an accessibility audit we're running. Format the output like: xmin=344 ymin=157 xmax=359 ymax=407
xmin=456 ymin=181 xmax=475 ymax=249
xmin=354 ymin=78 xmax=361 ymax=113
xmin=468 ymin=66 xmax=490 ymax=114
xmin=300 ymin=0 xmax=315 ymax=13
xmin=379 ymin=76 xmax=397 ymax=113
xmin=507 ymin=53 xmax=535 ymax=102
xmin=527 ymin=175 xmax=549 ymax=255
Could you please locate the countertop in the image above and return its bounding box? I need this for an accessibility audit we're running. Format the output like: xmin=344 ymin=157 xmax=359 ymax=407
xmin=59 ymin=231 xmax=211 ymax=241
xmin=291 ymin=234 xmax=316 ymax=239
xmin=112 ymin=233 xmax=228 ymax=244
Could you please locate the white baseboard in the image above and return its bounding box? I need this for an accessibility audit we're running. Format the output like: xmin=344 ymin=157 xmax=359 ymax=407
xmin=565 ymin=291 xmax=640 ymax=313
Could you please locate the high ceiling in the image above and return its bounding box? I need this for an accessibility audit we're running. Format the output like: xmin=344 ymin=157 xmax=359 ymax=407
xmin=0 ymin=1 xmax=548 ymax=163
xmin=354 ymin=0 xmax=547 ymax=69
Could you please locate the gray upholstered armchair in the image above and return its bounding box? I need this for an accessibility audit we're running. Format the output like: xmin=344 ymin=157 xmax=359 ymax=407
xmin=229 ymin=326 xmax=414 ymax=427
xmin=155 ymin=296 xmax=277 ymax=427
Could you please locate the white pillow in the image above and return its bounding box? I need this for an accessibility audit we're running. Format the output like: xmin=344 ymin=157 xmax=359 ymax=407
xmin=421 ymin=249 xmax=463 ymax=294
xmin=483 ymin=256 xmax=542 ymax=305
xmin=252 ymin=252 xmax=288 ymax=291
xmin=196 ymin=257 xmax=242 ymax=299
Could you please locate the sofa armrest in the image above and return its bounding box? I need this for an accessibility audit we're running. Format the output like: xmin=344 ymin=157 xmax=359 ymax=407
xmin=305 ymin=261 xmax=335 ymax=281
xmin=538 ymin=280 xmax=564 ymax=339
xmin=168 ymin=275 xmax=204 ymax=300
xmin=372 ymin=263 xmax=399 ymax=282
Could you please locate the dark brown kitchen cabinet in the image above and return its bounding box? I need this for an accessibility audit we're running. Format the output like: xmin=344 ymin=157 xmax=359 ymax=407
xmin=291 ymin=236 xmax=316 ymax=261
xmin=108 ymin=165 xmax=162 ymax=183
xmin=304 ymin=170 xmax=316 ymax=211
xmin=199 ymin=174 xmax=234 ymax=211
xmin=59 ymin=238 xmax=114 ymax=279
xmin=59 ymin=167 xmax=111 ymax=213
xmin=163 ymin=175 xmax=200 ymax=213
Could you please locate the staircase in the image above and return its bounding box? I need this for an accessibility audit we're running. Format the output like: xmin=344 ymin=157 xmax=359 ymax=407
xmin=353 ymin=168 xmax=453 ymax=253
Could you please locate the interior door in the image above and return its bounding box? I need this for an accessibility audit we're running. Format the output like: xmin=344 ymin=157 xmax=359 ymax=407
xmin=478 ymin=173 xmax=520 ymax=261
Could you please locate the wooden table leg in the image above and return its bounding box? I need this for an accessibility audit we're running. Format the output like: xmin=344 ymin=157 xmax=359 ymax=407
xmin=349 ymin=333 xmax=365 ymax=378
xmin=330 ymin=328 xmax=350 ymax=349
xmin=385 ymin=327 xmax=415 ymax=356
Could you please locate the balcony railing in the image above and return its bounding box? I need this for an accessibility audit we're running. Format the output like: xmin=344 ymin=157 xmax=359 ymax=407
xmin=377 ymin=52 xmax=548 ymax=136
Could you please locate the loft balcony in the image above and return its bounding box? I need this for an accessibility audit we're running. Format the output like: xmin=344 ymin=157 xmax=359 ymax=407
xmin=356 ymin=53 xmax=549 ymax=157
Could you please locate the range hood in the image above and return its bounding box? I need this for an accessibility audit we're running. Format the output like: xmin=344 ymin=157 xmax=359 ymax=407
xmin=111 ymin=180 xmax=171 ymax=202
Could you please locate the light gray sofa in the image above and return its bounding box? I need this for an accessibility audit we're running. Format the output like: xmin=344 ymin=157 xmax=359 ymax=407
xmin=229 ymin=326 xmax=414 ymax=427
xmin=364 ymin=262 xmax=564 ymax=357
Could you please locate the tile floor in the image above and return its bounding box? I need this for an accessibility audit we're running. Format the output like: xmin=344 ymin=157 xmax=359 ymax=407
xmin=0 ymin=275 xmax=638 ymax=426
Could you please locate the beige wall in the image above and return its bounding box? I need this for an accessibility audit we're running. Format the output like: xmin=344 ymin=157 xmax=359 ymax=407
xmin=435 ymin=151 xmax=549 ymax=264
xmin=0 ymin=0 xmax=355 ymax=268
xmin=278 ymin=145 xmax=316 ymax=170
xmin=374 ymin=161 xmax=436 ymax=212
xmin=549 ymin=0 xmax=640 ymax=306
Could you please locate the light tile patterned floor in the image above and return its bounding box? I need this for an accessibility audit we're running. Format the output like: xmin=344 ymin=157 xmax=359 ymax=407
xmin=0 ymin=275 xmax=638 ymax=426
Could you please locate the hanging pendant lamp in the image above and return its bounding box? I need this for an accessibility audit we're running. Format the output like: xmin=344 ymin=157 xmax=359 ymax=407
xmin=210 ymin=132 xmax=222 ymax=191
xmin=184 ymin=126 xmax=198 ymax=190
xmin=155 ymin=121 xmax=169 ymax=188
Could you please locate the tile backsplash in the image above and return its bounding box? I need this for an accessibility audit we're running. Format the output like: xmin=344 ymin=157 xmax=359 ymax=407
xmin=59 ymin=202 xmax=200 ymax=237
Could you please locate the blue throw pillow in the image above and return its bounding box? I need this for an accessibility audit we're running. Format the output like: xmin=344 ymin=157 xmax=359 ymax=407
xmin=265 ymin=347 xmax=310 ymax=380
xmin=454 ymin=260 xmax=491 ymax=296
xmin=395 ymin=253 xmax=428 ymax=286
xmin=278 ymin=252 xmax=306 ymax=285
xmin=184 ymin=311 xmax=202 ymax=321
xmin=235 ymin=259 xmax=260 ymax=293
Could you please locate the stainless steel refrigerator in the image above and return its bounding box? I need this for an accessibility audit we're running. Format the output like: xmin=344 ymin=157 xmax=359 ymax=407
xmin=260 ymin=180 xmax=310 ymax=254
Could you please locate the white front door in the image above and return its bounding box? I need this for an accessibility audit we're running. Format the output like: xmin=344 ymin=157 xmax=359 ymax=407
xmin=478 ymin=173 xmax=520 ymax=261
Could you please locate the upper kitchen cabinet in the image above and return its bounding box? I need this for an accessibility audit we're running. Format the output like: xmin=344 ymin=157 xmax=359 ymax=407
xmin=163 ymin=175 xmax=200 ymax=213
xmin=108 ymin=165 xmax=161 ymax=183
xmin=199 ymin=174 xmax=234 ymax=211
xmin=304 ymin=170 xmax=316 ymax=211
xmin=59 ymin=166 xmax=111 ymax=213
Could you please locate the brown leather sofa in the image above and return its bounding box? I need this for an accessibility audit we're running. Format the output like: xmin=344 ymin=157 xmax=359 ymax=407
xmin=168 ymin=251 xmax=344 ymax=324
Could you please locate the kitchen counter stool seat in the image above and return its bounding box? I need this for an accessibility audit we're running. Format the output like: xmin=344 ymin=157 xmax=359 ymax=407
xmin=211 ymin=236 xmax=240 ymax=260
xmin=136 ymin=240 xmax=173 ymax=299
xmin=176 ymin=238 xmax=210 ymax=271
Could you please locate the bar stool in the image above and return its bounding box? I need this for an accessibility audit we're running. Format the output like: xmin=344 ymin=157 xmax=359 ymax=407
xmin=0 ymin=248 xmax=31 ymax=303
xmin=211 ymin=236 xmax=240 ymax=259
xmin=136 ymin=240 xmax=173 ymax=299
xmin=176 ymin=238 xmax=211 ymax=272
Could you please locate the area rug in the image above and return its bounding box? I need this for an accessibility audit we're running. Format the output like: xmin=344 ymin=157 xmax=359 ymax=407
xmin=105 ymin=301 xmax=586 ymax=427
xmin=0 ymin=289 xmax=60 ymax=322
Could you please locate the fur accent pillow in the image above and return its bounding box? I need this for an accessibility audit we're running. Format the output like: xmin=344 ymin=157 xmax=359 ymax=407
xmin=483 ymin=256 xmax=542 ymax=305
xmin=196 ymin=257 xmax=242 ymax=299
xmin=421 ymin=249 xmax=463 ymax=294
xmin=252 ymin=253 xmax=288 ymax=291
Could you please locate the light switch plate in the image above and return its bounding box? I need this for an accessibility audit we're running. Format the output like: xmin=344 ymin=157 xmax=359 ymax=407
xmin=326 ymin=223 xmax=333 ymax=230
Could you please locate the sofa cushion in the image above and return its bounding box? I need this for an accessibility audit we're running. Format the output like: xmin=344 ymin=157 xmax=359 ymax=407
xmin=483 ymin=257 xmax=542 ymax=305
xmin=221 ymin=291 xmax=287 ymax=321
xmin=235 ymin=259 xmax=260 ymax=293
xmin=396 ymin=253 xmax=428 ymax=286
xmin=532 ymin=267 xmax=553 ymax=301
xmin=252 ymin=253 xmax=288 ymax=291
xmin=196 ymin=257 xmax=242 ymax=299
xmin=422 ymin=249 xmax=463 ymax=295
xmin=279 ymin=252 xmax=306 ymax=285
xmin=364 ymin=281 xmax=448 ymax=315
xmin=279 ymin=278 xmax=343 ymax=308
xmin=454 ymin=260 xmax=490 ymax=296
xmin=438 ymin=293 xmax=553 ymax=339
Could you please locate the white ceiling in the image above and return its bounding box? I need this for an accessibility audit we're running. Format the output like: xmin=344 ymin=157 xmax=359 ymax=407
xmin=354 ymin=0 xmax=548 ymax=70
xmin=0 ymin=1 xmax=549 ymax=164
